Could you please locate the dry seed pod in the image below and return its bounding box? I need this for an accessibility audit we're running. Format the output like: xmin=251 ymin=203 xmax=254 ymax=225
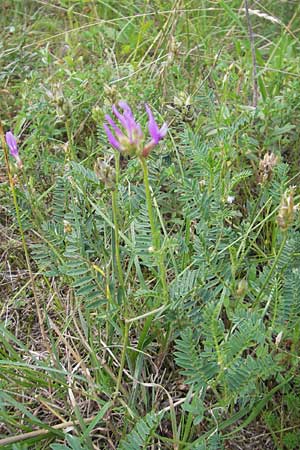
xmin=277 ymin=188 xmax=298 ymax=231
xmin=94 ymin=158 xmax=116 ymax=189
xmin=258 ymin=152 xmax=278 ymax=183
xmin=104 ymin=84 xmax=118 ymax=105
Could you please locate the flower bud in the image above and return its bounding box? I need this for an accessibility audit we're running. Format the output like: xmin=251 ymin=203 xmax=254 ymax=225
xmin=277 ymin=188 xmax=298 ymax=231
xmin=63 ymin=220 xmax=72 ymax=233
xmin=236 ymin=279 xmax=248 ymax=297
xmin=94 ymin=158 xmax=116 ymax=189
xmin=5 ymin=131 xmax=23 ymax=169
xmin=275 ymin=331 xmax=283 ymax=347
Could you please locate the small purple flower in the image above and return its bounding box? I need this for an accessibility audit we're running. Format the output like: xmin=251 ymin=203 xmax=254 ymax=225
xmin=103 ymin=101 xmax=167 ymax=157
xmin=142 ymin=104 xmax=168 ymax=157
xmin=5 ymin=131 xmax=22 ymax=167
xmin=145 ymin=104 xmax=168 ymax=145
xmin=5 ymin=131 xmax=18 ymax=157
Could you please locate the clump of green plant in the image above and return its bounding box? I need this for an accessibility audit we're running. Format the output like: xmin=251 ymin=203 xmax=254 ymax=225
xmin=1 ymin=1 xmax=300 ymax=449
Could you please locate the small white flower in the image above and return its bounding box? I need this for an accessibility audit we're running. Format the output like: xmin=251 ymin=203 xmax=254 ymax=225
xmin=226 ymin=195 xmax=235 ymax=204
xmin=275 ymin=331 xmax=283 ymax=347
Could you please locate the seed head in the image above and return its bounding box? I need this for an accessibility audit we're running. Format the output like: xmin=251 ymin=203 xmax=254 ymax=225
xmin=94 ymin=158 xmax=116 ymax=189
xmin=258 ymin=152 xmax=278 ymax=183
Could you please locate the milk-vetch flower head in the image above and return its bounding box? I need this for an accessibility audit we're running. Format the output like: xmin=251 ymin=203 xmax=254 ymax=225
xmin=104 ymin=101 xmax=143 ymax=155
xmin=5 ymin=131 xmax=22 ymax=168
xmin=103 ymin=101 xmax=167 ymax=158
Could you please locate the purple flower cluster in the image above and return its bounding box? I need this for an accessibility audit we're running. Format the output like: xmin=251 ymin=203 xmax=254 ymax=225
xmin=104 ymin=102 xmax=167 ymax=157
xmin=5 ymin=131 xmax=22 ymax=168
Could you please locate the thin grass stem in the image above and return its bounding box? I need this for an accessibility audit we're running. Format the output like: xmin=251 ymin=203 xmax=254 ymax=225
xmin=0 ymin=122 xmax=49 ymax=353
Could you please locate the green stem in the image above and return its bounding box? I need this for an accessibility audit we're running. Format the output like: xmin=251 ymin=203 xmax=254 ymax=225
xmin=114 ymin=321 xmax=129 ymax=399
xmin=140 ymin=156 xmax=158 ymax=248
xmin=111 ymin=151 xmax=125 ymax=295
xmin=139 ymin=156 xmax=169 ymax=303
xmin=0 ymin=123 xmax=48 ymax=351
xmin=182 ymin=216 xmax=191 ymax=270
xmin=112 ymin=151 xmax=128 ymax=399
xmin=65 ymin=118 xmax=75 ymax=161
xmin=254 ymin=232 xmax=287 ymax=307
xmin=180 ymin=391 xmax=200 ymax=447
xmin=112 ymin=189 xmax=125 ymax=290
xmin=136 ymin=156 xmax=171 ymax=384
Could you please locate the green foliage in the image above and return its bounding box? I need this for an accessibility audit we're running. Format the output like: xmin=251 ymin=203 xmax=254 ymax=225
xmin=117 ymin=412 xmax=163 ymax=450
xmin=1 ymin=1 xmax=300 ymax=449
xmin=50 ymin=435 xmax=85 ymax=450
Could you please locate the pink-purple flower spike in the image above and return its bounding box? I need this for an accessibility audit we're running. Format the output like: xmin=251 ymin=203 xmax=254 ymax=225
xmin=103 ymin=102 xmax=167 ymax=157
xmin=5 ymin=131 xmax=22 ymax=167
xmin=5 ymin=132 xmax=18 ymax=157
xmin=145 ymin=104 xmax=168 ymax=145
